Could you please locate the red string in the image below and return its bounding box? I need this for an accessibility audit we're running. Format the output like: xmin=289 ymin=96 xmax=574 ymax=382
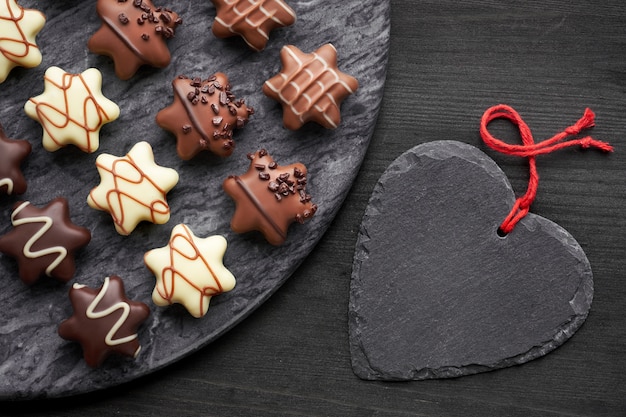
xmin=479 ymin=104 xmax=613 ymax=234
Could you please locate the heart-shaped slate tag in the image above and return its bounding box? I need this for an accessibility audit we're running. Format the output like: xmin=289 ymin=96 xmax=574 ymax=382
xmin=349 ymin=140 xmax=594 ymax=380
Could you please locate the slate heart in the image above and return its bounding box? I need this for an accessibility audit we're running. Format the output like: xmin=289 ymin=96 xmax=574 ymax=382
xmin=349 ymin=140 xmax=593 ymax=380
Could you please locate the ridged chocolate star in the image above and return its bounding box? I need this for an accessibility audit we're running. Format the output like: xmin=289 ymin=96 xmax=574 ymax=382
xmin=263 ymin=43 xmax=359 ymax=130
xmin=0 ymin=198 xmax=91 ymax=285
xmin=223 ymin=149 xmax=317 ymax=245
xmin=58 ymin=275 xmax=150 ymax=367
xmin=156 ymin=73 xmax=254 ymax=160
xmin=88 ymin=0 xmax=182 ymax=80
xmin=210 ymin=0 xmax=296 ymax=51
xmin=0 ymin=122 xmax=31 ymax=195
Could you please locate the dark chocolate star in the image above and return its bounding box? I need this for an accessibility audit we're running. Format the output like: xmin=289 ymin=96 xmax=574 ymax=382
xmin=58 ymin=275 xmax=150 ymax=368
xmin=0 ymin=122 xmax=31 ymax=195
xmin=156 ymin=73 xmax=254 ymax=160
xmin=88 ymin=0 xmax=182 ymax=80
xmin=223 ymin=149 xmax=317 ymax=245
xmin=0 ymin=198 xmax=91 ymax=285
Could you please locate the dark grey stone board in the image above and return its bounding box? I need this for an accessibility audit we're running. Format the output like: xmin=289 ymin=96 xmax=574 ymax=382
xmin=349 ymin=140 xmax=592 ymax=380
xmin=0 ymin=0 xmax=390 ymax=398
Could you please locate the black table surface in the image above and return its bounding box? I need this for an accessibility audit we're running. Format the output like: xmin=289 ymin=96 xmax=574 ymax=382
xmin=7 ymin=0 xmax=626 ymax=415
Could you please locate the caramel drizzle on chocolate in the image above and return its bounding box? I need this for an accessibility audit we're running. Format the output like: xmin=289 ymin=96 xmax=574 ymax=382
xmin=28 ymin=71 xmax=116 ymax=152
xmin=90 ymin=152 xmax=171 ymax=235
xmin=232 ymin=175 xmax=287 ymax=241
xmin=81 ymin=277 xmax=139 ymax=347
xmin=11 ymin=201 xmax=67 ymax=277
xmin=264 ymin=45 xmax=356 ymax=128
xmin=157 ymin=225 xmax=227 ymax=313
xmin=0 ymin=0 xmax=40 ymax=64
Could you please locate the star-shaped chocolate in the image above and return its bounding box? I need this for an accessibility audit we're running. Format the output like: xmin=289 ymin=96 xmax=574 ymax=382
xmin=210 ymin=0 xmax=296 ymax=51
xmin=0 ymin=198 xmax=91 ymax=285
xmin=144 ymin=224 xmax=236 ymax=318
xmin=0 ymin=122 xmax=31 ymax=195
xmin=87 ymin=141 xmax=179 ymax=236
xmin=0 ymin=0 xmax=45 ymax=83
xmin=156 ymin=73 xmax=254 ymax=160
xmin=88 ymin=0 xmax=182 ymax=80
xmin=24 ymin=66 xmax=120 ymax=153
xmin=263 ymin=43 xmax=359 ymax=130
xmin=58 ymin=275 xmax=150 ymax=368
xmin=223 ymin=149 xmax=317 ymax=245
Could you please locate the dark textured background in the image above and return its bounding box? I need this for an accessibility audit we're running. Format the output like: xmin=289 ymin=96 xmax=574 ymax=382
xmin=4 ymin=0 xmax=626 ymax=415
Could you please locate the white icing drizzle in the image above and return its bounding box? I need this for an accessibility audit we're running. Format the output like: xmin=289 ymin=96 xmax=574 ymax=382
xmin=11 ymin=201 xmax=67 ymax=276
xmin=263 ymin=45 xmax=355 ymax=127
xmin=82 ymin=277 xmax=138 ymax=347
xmin=0 ymin=178 xmax=14 ymax=194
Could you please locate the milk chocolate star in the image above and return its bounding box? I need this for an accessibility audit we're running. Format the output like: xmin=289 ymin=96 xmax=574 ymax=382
xmin=0 ymin=122 xmax=31 ymax=195
xmin=156 ymin=73 xmax=254 ymax=160
xmin=0 ymin=198 xmax=91 ymax=285
xmin=144 ymin=224 xmax=236 ymax=318
xmin=210 ymin=0 xmax=296 ymax=51
xmin=0 ymin=0 xmax=45 ymax=83
xmin=263 ymin=43 xmax=359 ymax=130
xmin=88 ymin=0 xmax=182 ymax=80
xmin=223 ymin=149 xmax=317 ymax=245
xmin=58 ymin=275 xmax=150 ymax=367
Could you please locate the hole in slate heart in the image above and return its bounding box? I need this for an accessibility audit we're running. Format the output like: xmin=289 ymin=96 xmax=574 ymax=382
xmin=496 ymin=227 xmax=508 ymax=238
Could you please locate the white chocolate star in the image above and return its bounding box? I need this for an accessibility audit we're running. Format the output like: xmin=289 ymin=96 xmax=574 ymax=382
xmin=24 ymin=66 xmax=120 ymax=153
xmin=0 ymin=0 xmax=45 ymax=83
xmin=87 ymin=141 xmax=179 ymax=235
xmin=144 ymin=224 xmax=236 ymax=318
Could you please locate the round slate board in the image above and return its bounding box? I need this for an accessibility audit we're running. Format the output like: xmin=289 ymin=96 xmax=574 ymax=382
xmin=0 ymin=0 xmax=389 ymax=399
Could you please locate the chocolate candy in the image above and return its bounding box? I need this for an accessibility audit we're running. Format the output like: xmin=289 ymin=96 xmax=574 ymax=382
xmin=263 ymin=43 xmax=359 ymax=130
xmin=0 ymin=198 xmax=91 ymax=285
xmin=24 ymin=66 xmax=121 ymax=153
xmin=88 ymin=0 xmax=182 ymax=80
xmin=156 ymin=73 xmax=254 ymax=160
xmin=87 ymin=141 xmax=179 ymax=236
xmin=144 ymin=224 xmax=236 ymax=318
xmin=58 ymin=275 xmax=150 ymax=368
xmin=0 ymin=122 xmax=31 ymax=195
xmin=210 ymin=0 xmax=296 ymax=51
xmin=223 ymin=149 xmax=317 ymax=245
xmin=0 ymin=0 xmax=45 ymax=83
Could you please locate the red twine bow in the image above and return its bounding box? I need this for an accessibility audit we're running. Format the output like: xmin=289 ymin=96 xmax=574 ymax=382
xmin=479 ymin=104 xmax=613 ymax=235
